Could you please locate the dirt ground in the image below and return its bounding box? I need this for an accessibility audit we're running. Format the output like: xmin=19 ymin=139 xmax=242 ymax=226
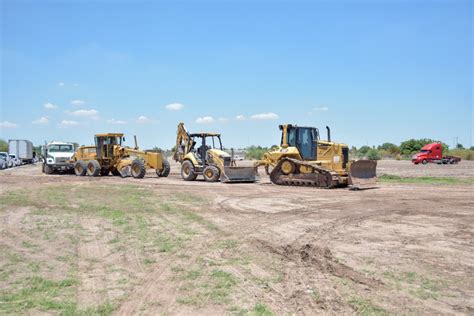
xmin=0 ymin=160 xmax=473 ymax=315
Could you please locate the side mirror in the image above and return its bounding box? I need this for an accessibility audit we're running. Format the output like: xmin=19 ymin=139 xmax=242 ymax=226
xmin=123 ymin=137 xmax=126 ymax=142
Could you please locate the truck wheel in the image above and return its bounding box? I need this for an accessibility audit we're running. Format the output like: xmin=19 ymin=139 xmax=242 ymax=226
xmin=156 ymin=159 xmax=170 ymax=177
xmin=203 ymin=165 xmax=220 ymax=182
xmin=86 ymin=160 xmax=101 ymax=177
xmin=422 ymin=159 xmax=428 ymax=165
xmin=181 ymin=160 xmax=197 ymax=181
xmin=74 ymin=160 xmax=87 ymax=176
xmin=131 ymin=159 xmax=146 ymax=178
xmin=43 ymin=164 xmax=54 ymax=174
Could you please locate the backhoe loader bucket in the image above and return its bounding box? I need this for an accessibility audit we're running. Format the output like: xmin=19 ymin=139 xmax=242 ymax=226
xmin=349 ymin=160 xmax=377 ymax=189
xmin=221 ymin=166 xmax=257 ymax=183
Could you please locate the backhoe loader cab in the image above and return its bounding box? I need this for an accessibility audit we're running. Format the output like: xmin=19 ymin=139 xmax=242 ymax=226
xmin=256 ymin=124 xmax=377 ymax=189
xmin=175 ymin=122 xmax=256 ymax=183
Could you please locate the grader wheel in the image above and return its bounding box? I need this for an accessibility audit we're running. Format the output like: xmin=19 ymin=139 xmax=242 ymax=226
xmin=86 ymin=160 xmax=101 ymax=177
xmin=74 ymin=160 xmax=87 ymax=176
xmin=156 ymin=159 xmax=170 ymax=177
xmin=131 ymin=159 xmax=146 ymax=178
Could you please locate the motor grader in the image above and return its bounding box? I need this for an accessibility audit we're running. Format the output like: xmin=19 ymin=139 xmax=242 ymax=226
xmin=255 ymin=124 xmax=377 ymax=189
xmin=71 ymin=133 xmax=170 ymax=179
xmin=174 ymin=123 xmax=256 ymax=182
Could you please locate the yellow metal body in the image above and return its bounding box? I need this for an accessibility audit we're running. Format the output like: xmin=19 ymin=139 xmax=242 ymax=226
xmin=255 ymin=124 xmax=351 ymax=179
xmin=71 ymin=133 xmax=165 ymax=175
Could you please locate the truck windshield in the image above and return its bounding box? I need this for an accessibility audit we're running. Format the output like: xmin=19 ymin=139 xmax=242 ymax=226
xmin=48 ymin=145 xmax=74 ymax=152
xmin=420 ymin=150 xmax=430 ymax=153
xmin=0 ymin=153 xmax=7 ymax=158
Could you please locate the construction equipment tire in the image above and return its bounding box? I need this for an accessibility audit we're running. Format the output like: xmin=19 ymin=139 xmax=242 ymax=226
xmin=156 ymin=159 xmax=170 ymax=177
xmin=203 ymin=165 xmax=220 ymax=182
xmin=43 ymin=164 xmax=54 ymax=175
xmin=181 ymin=160 xmax=197 ymax=181
xmin=74 ymin=160 xmax=87 ymax=176
xmin=86 ymin=160 xmax=101 ymax=177
xmin=131 ymin=159 xmax=146 ymax=179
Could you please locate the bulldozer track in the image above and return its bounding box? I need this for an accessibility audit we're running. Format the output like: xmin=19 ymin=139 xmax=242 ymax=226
xmin=270 ymin=158 xmax=341 ymax=188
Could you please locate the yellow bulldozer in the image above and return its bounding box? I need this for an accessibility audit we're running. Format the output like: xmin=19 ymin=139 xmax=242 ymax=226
xmin=255 ymin=124 xmax=377 ymax=189
xmin=71 ymin=133 xmax=170 ymax=179
xmin=174 ymin=123 xmax=256 ymax=182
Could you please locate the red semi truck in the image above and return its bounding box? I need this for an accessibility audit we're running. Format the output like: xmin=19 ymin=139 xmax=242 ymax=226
xmin=412 ymin=142 xmax=461 ymax=165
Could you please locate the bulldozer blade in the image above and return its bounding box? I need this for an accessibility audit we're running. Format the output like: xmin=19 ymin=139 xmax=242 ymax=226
xmin=349 ymin=160 xmax=377 ymax=189
xmin=221 ymin=166 xmax=257 ymax=183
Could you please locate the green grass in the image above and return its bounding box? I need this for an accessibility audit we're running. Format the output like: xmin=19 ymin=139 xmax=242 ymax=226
xmin=383 ymin=271 xmax=447 ymax=300
xmin=379 ymin=174 xmax=474 ymax=185
xmin=0 ymin=276 xmax=78 ymax=314
xmin=252 ymin=303 xmax=274 ymax=316
xmin=348 ymin=297 xmax=388 ymax=315
xmin=0 ymin=183 xmax=214 ymax=315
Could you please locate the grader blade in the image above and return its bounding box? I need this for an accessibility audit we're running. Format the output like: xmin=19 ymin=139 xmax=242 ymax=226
xmin=221 ymin=166 xmax=257 ymax=183
xmin=349 ymin=160 xmax=377 ymax=189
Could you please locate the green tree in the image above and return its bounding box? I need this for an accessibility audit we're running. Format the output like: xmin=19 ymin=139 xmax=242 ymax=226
xmin=456 ymin=143 xmax=464 ymax=149
xmin=400 ymin=139 xmax=448 ymax=155
xmin=358 ymin=146 xmax=371 ymax=156
xmin=367 ymin=148 xmax=381 ymax=160
xmin=0 ymin=139 xmax=8 ymax=152
xmin=377 ymin=142 xmax=400 ymax=154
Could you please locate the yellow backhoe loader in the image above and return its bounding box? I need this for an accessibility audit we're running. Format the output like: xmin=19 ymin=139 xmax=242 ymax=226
xmin=174 ymin=123 xmax=256 ymax=182
xmin=255 ymin=124 xmax=377 ymax=189
xmin=71 ymin=133 xmax=170 ymax=179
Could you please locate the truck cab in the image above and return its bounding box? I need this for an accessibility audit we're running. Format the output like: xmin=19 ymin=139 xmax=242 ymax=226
xmin=412 ymin=143 xmax=443 ymax=164
xmin=42 ymin=141 xmax=76 ymax=174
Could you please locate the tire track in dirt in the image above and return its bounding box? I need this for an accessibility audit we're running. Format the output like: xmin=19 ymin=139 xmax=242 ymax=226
xmin=77 ymin=216 xmax=112 ymax=307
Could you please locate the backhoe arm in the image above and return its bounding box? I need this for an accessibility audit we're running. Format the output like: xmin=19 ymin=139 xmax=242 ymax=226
xmin=174 ymin=122 xmax=190 ymax=162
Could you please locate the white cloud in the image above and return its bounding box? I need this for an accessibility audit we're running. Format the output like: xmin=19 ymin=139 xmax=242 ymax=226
xmin=67 ymin=109 xmax=99 ymax=120
xmin=32 ymin=117 xmax=49 ymax=125
xmin=107 ymin=118 xmax=127 ymax=125
xmin=218 ymin=117 xmax=228 ymax=122
xmin=44 ymin=102 xmax=59 ymax=109
xmin=136 ymin=115 xmax=152 ymax=124
xmin=59 ymin=120 xmax=78 ymax=127
xmin=313 ymin=106 xmax=329 ymax=111
xmin=0 ymin=121 xmax=18 ymax=128
xmin=165 ymin=103 xmax=184 ymax=111
xmin=236 ymin=115 xmax=246 ymax=120
xmin=71 ymin=99 xmax=85 ymax=105
xmin=250 ymin=112 xmax=279 ymax=120
xmin=58 ymin=82 xmax=65 ymax=86
xmin=196 ymin=116 xmax=215 ymax=124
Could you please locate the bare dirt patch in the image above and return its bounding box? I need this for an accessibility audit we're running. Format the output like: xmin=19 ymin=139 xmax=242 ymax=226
xmin=0 ymin=161 xmax=473 ymax=315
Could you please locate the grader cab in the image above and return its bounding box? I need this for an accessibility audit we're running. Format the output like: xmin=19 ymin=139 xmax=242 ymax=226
xmin=71 ymin=133 xmax=170 ymax=179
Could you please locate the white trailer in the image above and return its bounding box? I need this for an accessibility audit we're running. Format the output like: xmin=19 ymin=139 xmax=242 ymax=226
xmin=8 ymin=139 xmax=34 ymax=164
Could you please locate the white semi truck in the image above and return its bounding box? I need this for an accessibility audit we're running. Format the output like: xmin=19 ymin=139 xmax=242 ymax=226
xmin=8 ymin=139 xmax=34 ymax=164
xmin=42 ymin=141 xmax=76 ymax=174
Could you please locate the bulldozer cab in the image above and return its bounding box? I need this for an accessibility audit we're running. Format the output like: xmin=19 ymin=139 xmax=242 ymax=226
xmin=280 ymin=125 xmax=319 ymax=161
xmin=94 ymin=133 xmax=124 ymax=159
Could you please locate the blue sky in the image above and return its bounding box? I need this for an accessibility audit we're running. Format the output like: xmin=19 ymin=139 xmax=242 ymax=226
xmin=1 ymin=0 xmax=472 ymax=149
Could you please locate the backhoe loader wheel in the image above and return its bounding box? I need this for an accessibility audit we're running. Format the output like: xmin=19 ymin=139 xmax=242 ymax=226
xmin=131 ymin=159 xmax=146 ymax=179
xmin=86 ymin=160 xmax=101 ymax=177
xmin=156 ymin=159 xmax=170 ymax=177
xmin=181 ymin=160 xmax=197 ymax=181
xmin=74 ymin=160 xmax=87 ymax=176
xmin=203 ymin=165 xmax=220 ymax=182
